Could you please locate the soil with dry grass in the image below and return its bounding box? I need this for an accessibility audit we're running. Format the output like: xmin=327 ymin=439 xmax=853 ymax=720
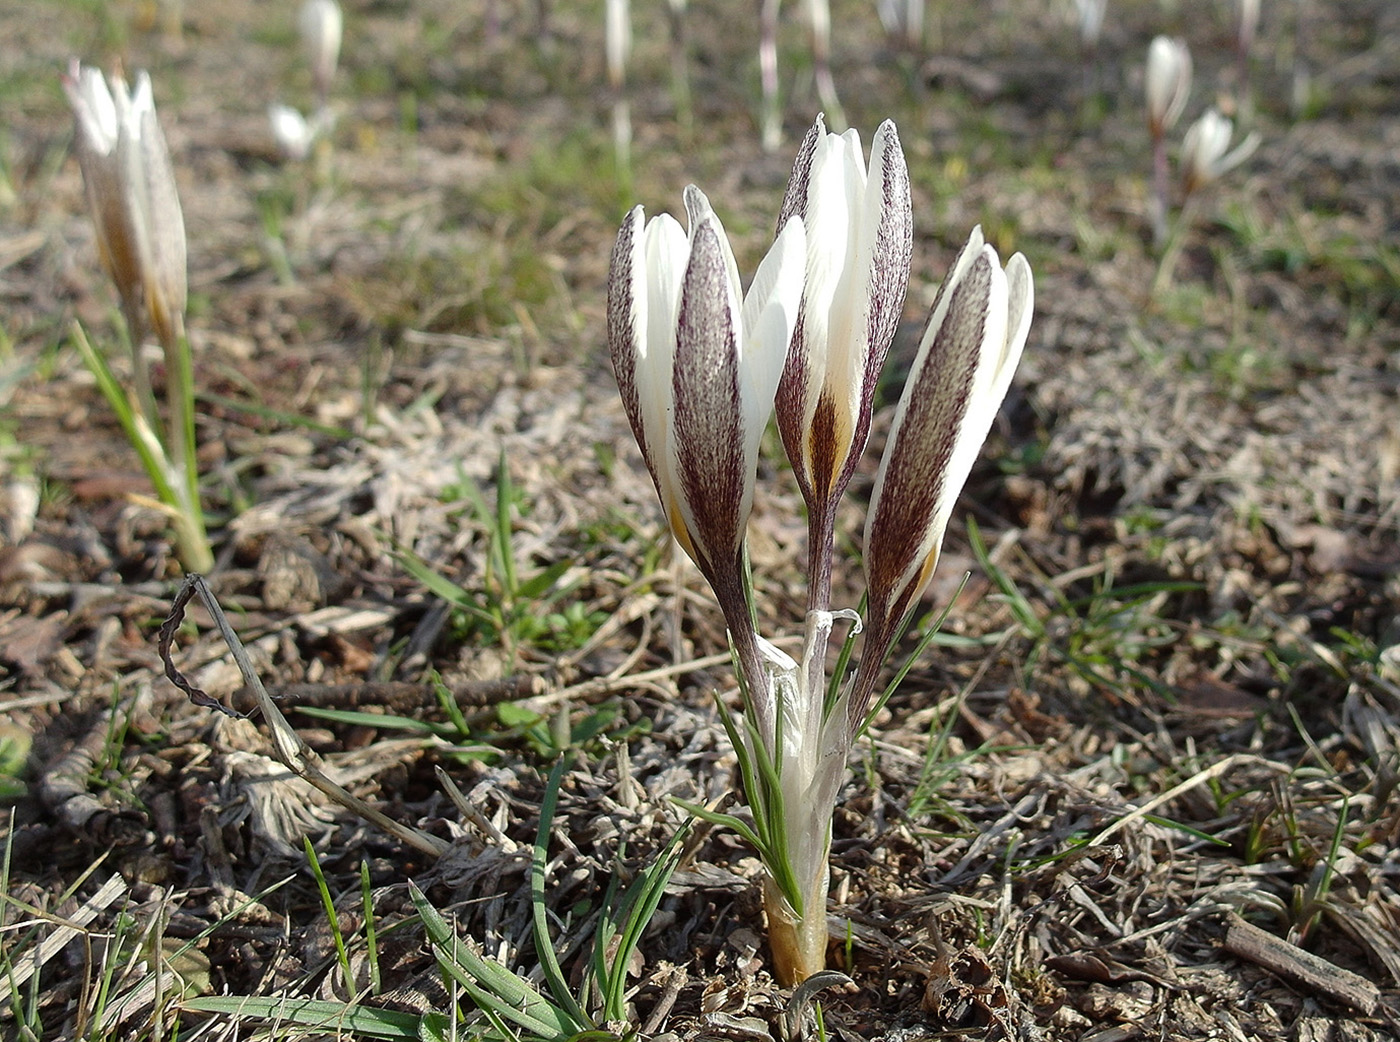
xmin=3 ymin=0 xmax=1400 ymax=1038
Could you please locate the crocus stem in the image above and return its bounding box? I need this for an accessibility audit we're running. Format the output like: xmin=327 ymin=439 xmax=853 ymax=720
xmin=120 ymin=301 xmax=161 ymax=439
xmin=1151 ymin=132 xmax=1170 ymax=250
xmin=763 ymin=860 xmax=830 ymax=985
xmin=664 ymin=0 xmax=692 ymax=137
xmin=759 ymin=0 xmax=780 ymax=152
xmin=802 ymin=501 xmax=837 ymax=708
xmin=161 ymin=319 xmax=213 ymax=572
xmin=709 ymin=559 xmax=775 ymax=752
xmin=1150 ymin=195 xmax=1195 ymax=303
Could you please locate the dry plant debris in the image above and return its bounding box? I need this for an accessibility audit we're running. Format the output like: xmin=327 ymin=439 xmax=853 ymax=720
xmin=2 ymin=0 xmax=1399 ymax=1039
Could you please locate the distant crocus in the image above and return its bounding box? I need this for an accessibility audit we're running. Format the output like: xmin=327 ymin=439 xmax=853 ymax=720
xmin=300 ymin=0 xmax=342 ymax=105
xmin=1146 ymin=36 xmax=1191 ymax=247
xmin=853 ymin=226 xmax=1033 ymax=724
xmin=1146 ymin=36 xmax=1192 ymax=140
xmin=775 ymin=115 xmax=912 ymax=613
xmin=63 ymin=61 xmax=187 ymax=353
xmin=1072 ymin=0 xmax=1107 ymax=51
xmin=1181 ymin=108 xmax=1259 ymax=196
xmin=608 ymin=186 xmax=806 ymax=730
xmin=269 ymin=103 xmax=314 ymax=160
xmin=64 ymin=61 xmax=211 ymax=573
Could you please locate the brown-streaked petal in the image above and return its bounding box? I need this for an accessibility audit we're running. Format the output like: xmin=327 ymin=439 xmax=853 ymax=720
xmin=670 ymin=219 xmax=747 ymax=586
xmin=864 ymin=252 xmax=1000 ymax=634
xmin=607 ymin=207 xmax=653 ymax=484
xmin=133 ymin=82 xmax=187 ymax=344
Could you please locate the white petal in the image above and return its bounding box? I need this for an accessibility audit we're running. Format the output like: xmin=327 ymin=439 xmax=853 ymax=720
xmin=740 ymin=215 xmax=806 ymax=454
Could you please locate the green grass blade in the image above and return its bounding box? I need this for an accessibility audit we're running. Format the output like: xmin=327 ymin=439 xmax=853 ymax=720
xmin=183 ymin=996 xmax=431 ymax=1038
xmin=532 ymin=758 xmax=594 ymax=1028
xmin=601 ymin=825 xmax=689 ymax=1021
xmin=410 ymin=884 xmax=577 ymax=1041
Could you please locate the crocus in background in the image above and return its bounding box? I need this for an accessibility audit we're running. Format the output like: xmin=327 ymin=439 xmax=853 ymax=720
xmin=875 ymin=0 xmax=924 ymax=50
xmin=269 ymin=103 xmax=314 ymax=161
xmin=759 ymin=0 xmax=781 ymax=151
xmin=609 ymin=120 xmax=1034 ymax=986
xmin=1151 ymin=106 xmax=1259 ymax=297
xmin=1072 ymin=0 xmax=1108 ymax=94
xmin=804 ymin=0 xmax=845 ymax=136
xmin=63 ymin=62 xmax=212 ymax=573
xmin=1180 ymin=107 xmax=1258 ymax=197
xmin=299 ymin=0 xmax=342 ymax=111
xmin=605 ymin=0 xmax=633 ymax=191
xmin=1146 ymin=35 xmax=1191 ymax=247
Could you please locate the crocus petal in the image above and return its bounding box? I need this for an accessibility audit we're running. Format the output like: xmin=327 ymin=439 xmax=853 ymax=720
xmin=1146 ymin=36 xmax=1192 ymax=137
xmin=859 ymin=228 xmax=1032 ymax=719
xmin=131 ymin=75 xmax=187 ymax=345
xmin=740 ymin=215 xmax=806 ymax=466
xmin=64 ymin=63 xmax=187 ymax=345
xmin=670 ymin=219 xmax=747 ymax=578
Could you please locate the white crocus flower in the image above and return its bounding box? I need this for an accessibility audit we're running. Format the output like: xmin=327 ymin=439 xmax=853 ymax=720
xmin=300 ymin=0 xmax=342 ymax=103
xmin=63 ymin=61 xmax=187 ymax=351
xmin=1181 ymin=108 xmax=1259 ymax=195
xmin=774 ymin=115 xmax=912 ymax=608
xmin=1072 ymin=0 xmax=1107 ymax=49
xmin=608 ymin=186 xmax=806 ymax=738
xmin=269 ymin=103 xmax=314 ymax=160
xmin=1146 ymin=36 xmax=1192 ymax=139
xmin=854 ymin=226 xmax=1033 ymax=725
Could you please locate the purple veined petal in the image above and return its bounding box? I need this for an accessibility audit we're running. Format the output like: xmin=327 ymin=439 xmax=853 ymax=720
xmin=608 ymin=207 xmax=657 ymax=484
xmin=857 ymin=119 xmax=912 ymax=409
xmin=683 ymin=186 xmax=742 ymax=312
xmin=608 ymin=206 xmax=687 ymax=534
xmin=669 ymin=219 xmax=748 ymax=578
xmin=777 ymin=114 xmax=826 ymax=231
xmin=863 ymin=228 xmax=1032 ymax=648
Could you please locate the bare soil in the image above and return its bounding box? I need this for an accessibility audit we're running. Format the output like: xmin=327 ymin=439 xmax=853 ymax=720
xmin=2 ymin=0 xmax=1399 ymax=1039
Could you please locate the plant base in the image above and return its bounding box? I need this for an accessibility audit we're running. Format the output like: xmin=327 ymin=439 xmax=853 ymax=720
xmin=763 ymin=872 xmax=829 ymax=986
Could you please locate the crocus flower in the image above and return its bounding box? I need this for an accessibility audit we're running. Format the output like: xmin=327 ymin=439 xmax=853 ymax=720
xmin=1146 ymin=36 xmax=1192 ymax=140
xmin=63 ymin=61 xmax=187 ymax=352
xmin=608 ymin=186 xmax=806 ymax=730
xmin=605 ymin=0 xmax=631 ymax=90
xmin=300 ymin=0 xmax=342 ymax=105
xmin=1181 ymin=108 xmax=1259 ymax=196
xmin=853 ymin=226 xmax=1033 ymax=725
xmin=269 ymin=103 xmax=314 ymax=161
xmin=775 ymin=115 xmax=912 ymax=611
xmin=1073 ymin=0 xmax=1107 ymax=51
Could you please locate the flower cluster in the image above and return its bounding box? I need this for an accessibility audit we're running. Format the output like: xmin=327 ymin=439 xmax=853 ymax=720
xmin=608 ymin=115 xmax=1034 ymax=984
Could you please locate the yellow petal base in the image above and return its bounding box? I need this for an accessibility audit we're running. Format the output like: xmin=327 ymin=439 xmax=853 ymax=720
xmin=763 ymin=872 xmax=830 ymax=987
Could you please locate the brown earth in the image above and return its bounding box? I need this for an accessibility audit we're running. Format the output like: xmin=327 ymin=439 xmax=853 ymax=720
xmin=2 ymin=0 xmax=1399 ymax=1038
